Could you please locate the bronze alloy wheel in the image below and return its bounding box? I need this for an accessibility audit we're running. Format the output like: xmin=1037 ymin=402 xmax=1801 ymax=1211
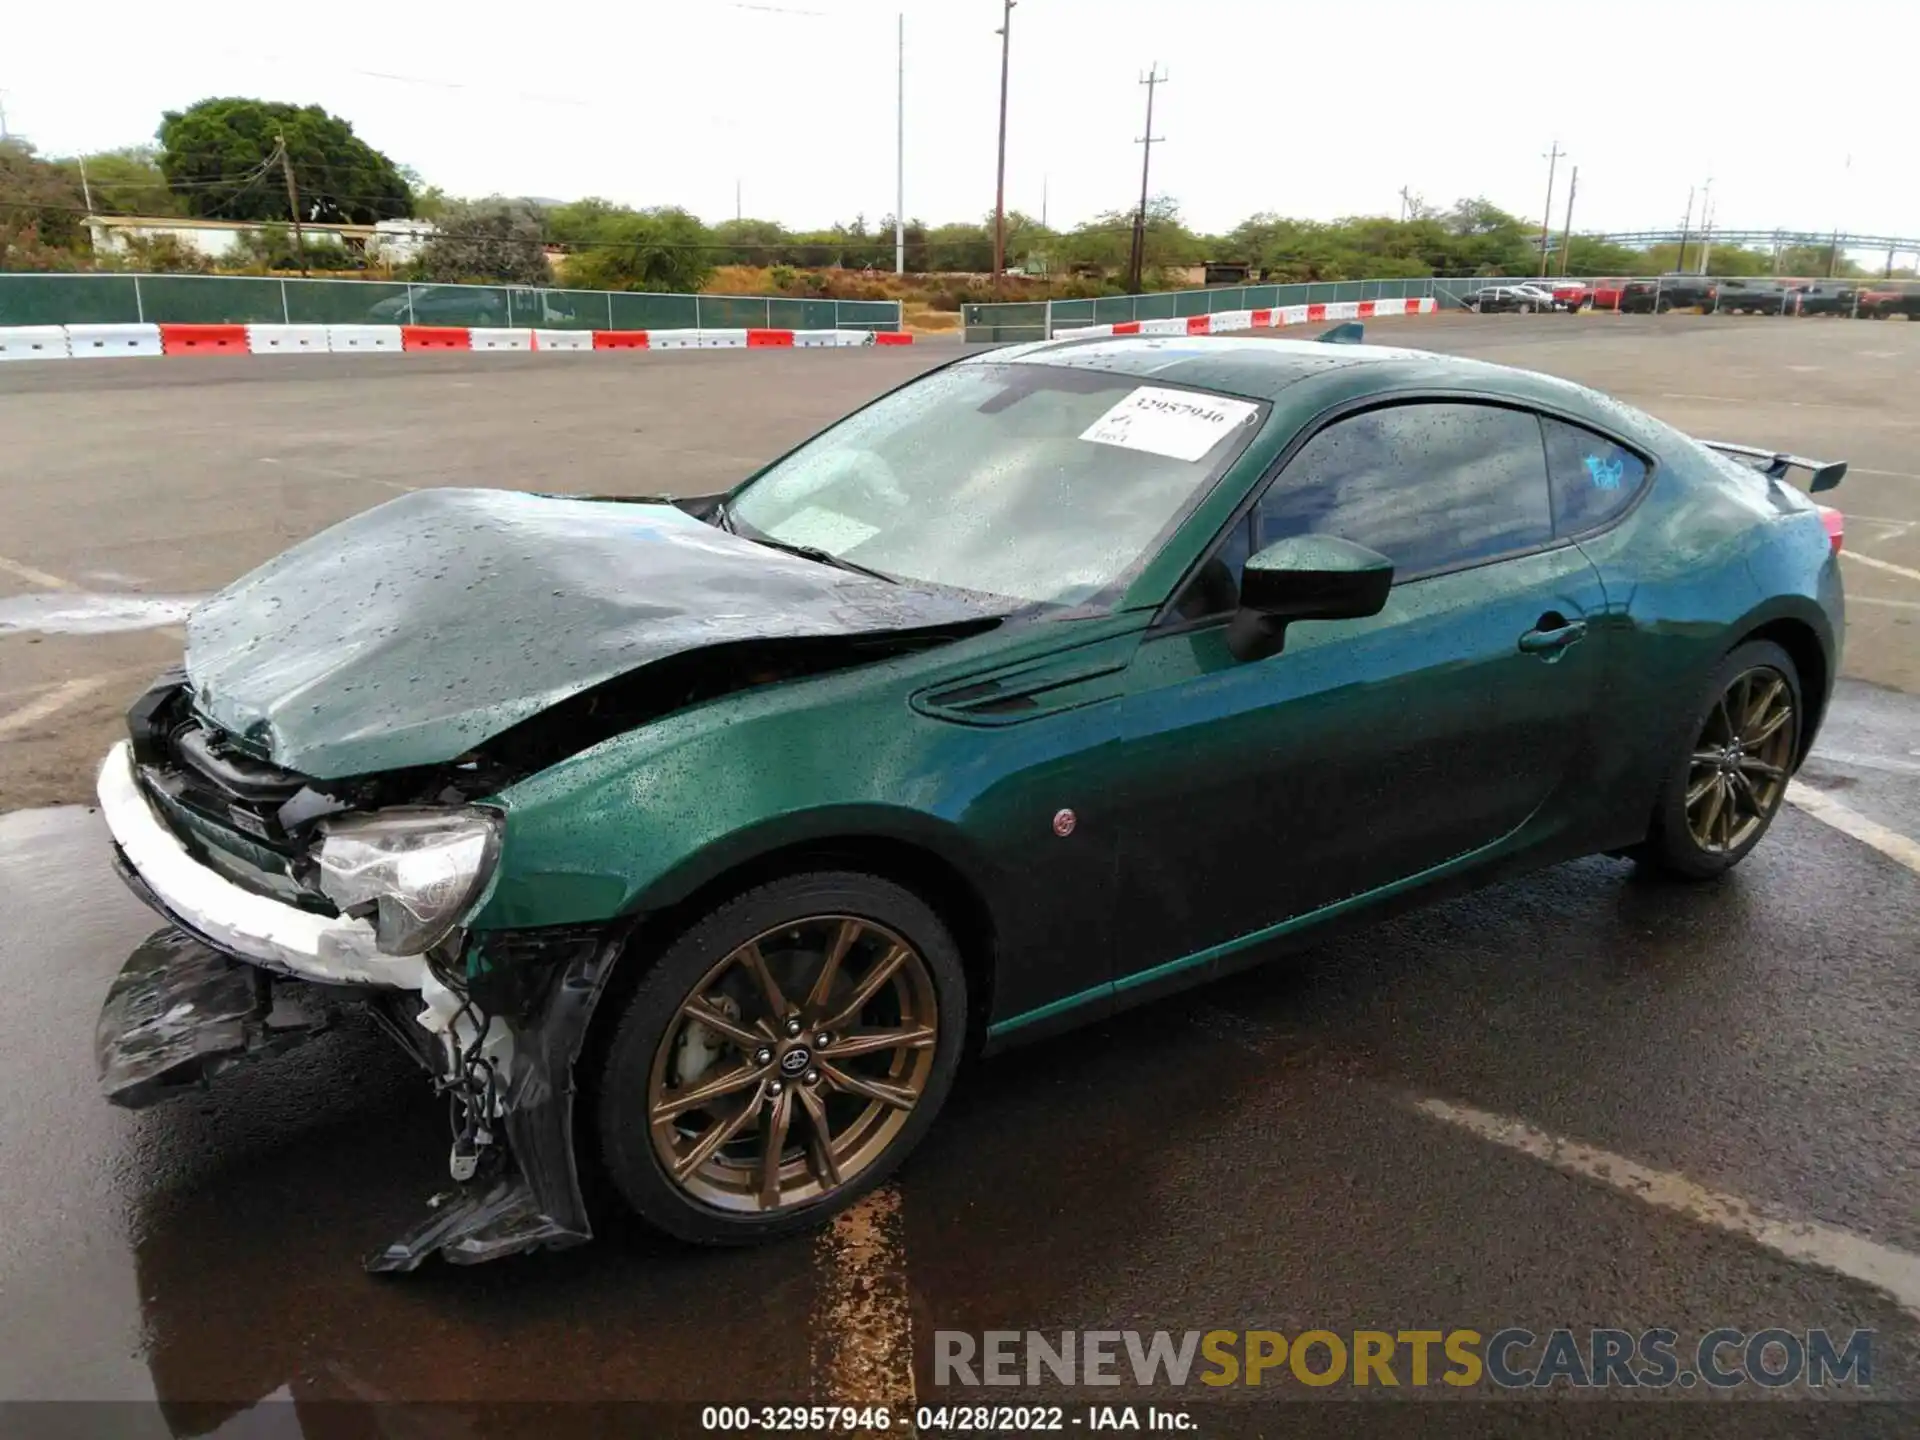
xmin=1684 ymin=664 xmax=1798 ymax=854
xmin=645 ymin=915 xmax=939 ymax=1214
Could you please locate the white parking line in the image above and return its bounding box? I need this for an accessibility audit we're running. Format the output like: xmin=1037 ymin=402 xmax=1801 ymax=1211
xmin=0 ymin=555 xmax=77 ymax=592
xmin=1853 ymin=595 xmax=1920 ymax=611
xmin=811 ymin=1187 xmax=917 ymax=1413
xmin=0 ymin=676 xmax=112 ymax=741
xmin=1413 ymin=1097 xmax=1920 ymax=1322
xmin=1844 ymin=551 xmax=1920 ymax=585
xmin=1786 ymin=781 xmax=1920 ymax=876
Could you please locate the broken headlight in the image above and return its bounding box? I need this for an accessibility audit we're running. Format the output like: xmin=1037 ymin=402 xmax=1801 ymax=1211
xmin=315 ymin=810 xmax=502 ymax=956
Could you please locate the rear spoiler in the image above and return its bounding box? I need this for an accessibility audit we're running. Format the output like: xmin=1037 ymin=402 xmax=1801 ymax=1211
xmin=1698 ymin=440 xmax=1847 ymax=492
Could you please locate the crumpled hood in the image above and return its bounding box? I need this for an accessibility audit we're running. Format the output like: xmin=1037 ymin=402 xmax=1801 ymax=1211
xmin=184 ymin=488 xmax=1003 ymax=778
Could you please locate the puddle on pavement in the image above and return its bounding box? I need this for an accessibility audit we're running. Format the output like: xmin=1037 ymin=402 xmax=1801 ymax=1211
xmin=0 ymin=593 xmax=206 ymax=636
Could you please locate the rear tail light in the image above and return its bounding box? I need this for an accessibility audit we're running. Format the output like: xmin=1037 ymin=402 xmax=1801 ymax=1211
xmin=1816 ymin=505 xmax=1844 ymax=554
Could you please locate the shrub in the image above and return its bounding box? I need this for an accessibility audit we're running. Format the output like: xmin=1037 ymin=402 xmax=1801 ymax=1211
xmin=120 ymin=233 xmax=213 ymax=273
xmin=414 ymin=198 xmax=548 ymax=285
xmin=769 ymin=263 xmax=797 ymax=290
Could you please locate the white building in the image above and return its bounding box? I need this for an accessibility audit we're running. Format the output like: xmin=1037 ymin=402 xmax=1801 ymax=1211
xmin=81 ymin=215 xmax=439 ymax=263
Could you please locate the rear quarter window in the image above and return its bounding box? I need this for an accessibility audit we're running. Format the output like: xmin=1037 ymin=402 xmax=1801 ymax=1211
xmin=1541 ymin=417 xmax=1650 ymax=536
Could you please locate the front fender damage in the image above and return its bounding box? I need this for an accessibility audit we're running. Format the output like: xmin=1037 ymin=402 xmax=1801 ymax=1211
xmin=96 ymin=920 xmax=634 ymax=1274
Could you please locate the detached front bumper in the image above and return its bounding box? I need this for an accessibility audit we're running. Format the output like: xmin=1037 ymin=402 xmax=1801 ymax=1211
xmin=95 ymin=739 xmax=623 ymax=1272
xmin=96 ymin=740 xmax=425 ymax=991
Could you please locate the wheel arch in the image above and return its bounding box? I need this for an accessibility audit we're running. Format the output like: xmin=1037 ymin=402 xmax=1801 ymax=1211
xmin=1731 ymin=609 xmax=1832 ymax=765
xmin=586 ymin=820 xmax=1002 ymax=1074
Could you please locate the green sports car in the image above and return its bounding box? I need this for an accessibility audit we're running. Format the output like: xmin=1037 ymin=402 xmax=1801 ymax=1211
xmin=94 ymin=327 xmax=1847 ymax=1269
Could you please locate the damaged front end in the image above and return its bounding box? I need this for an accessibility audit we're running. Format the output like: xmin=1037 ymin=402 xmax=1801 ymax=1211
xmin=99 ymin=918 xmax=628 ymax=1272
xmin=96 ymin=671 xmax=632 ymax=1273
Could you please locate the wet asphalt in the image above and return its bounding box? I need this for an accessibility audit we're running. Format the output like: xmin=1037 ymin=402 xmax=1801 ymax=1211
xmin=1 ymin=314 xmax=1918 ymax=1435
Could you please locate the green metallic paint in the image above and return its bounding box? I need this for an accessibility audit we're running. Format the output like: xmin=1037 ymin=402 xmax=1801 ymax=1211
xmin=442 ymin=337 xmax=1841 ymax=1044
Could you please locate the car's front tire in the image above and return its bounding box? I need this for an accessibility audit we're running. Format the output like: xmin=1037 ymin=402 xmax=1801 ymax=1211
xmin=1635 ymin=640 xmax=1803 ymax=880
xmin=595 ymin=871 xmax=967 ymax=1245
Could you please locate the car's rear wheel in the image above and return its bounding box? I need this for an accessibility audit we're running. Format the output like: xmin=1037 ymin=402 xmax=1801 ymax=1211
xmin=1636 ymin=640 xmax=1803 ymax=880
xmin=595 ymin=871 xmax=966 ymax=1244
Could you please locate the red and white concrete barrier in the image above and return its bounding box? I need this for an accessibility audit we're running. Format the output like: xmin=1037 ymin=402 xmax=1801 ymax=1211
xmin=1051 ymin=295 xmax=1438 ymax=340
xmin=0 ymin=322 xmax=914 ymax=362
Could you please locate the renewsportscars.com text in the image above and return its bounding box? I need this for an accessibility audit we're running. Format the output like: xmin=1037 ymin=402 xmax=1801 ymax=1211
xmin=933 ymin=1328 xmax=1873 ymax=1390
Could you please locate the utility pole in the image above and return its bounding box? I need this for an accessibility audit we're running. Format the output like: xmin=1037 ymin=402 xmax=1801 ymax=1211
xmin=1698 ymin=176 xmax=1714 ymax=274
xmin=1537 ymin=140 xmax=1562 ymax=276
xmin=1398 ymin=185 xmax=1414 ymax=223
xmin=1041 ymin=175 xmax=1048 ymax=230
xmin=895 ymin=11 xmax=905 ymax=274
xmin=1557 ymin=165 xmax=1578 ymax=277
xmin=991 ymin=0 xmax=1015 ymax=292
xmin=1127 ymin=63 xmax=1167 ymax=295
xmin=1829 ymin=155 xmax=1849 ymax=278
xmin=78 ymin=155 xmax=95 ymax=214
xmin=0 ymin=92 xmax=9 ymax=142
xmin=275 ymin=135 xmax=310 ymax=277
xmin=1676 ymin=187 xmax=1694 ymax=273
xmin=736 ymin=178 xmax=742 ymax=224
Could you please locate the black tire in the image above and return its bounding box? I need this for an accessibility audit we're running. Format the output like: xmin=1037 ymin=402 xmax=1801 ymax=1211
xmin=1656 ymin=298 xmax=1673 ymax=313
xmin=595 ymin=870 xmax=967 ymax=1245
xmin=1635 ymin=640 xmax=1804 ymax=881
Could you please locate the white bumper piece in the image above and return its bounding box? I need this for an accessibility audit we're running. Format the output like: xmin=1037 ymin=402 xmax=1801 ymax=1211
xmin=95 ymin=741 xmax=427 ymax=990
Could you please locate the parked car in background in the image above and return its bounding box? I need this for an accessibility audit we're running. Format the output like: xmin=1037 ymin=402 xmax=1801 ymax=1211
xmin=1549 ymin=280 xmax=1592 ymax=311
xmin=1589 ymin=280 xmax=1626 ymax=310
xmin=1619 ymin=277 xmax=1716 ymax=313
xmin=1855 ymin=287 xmax=1920 ymax=319
xmin=1510 ymin=283 xmax=1562 ymax=310
xmin=1462 ymin=285 xmax=1548 ymax=313
xmin=1787 ymin=284 xmax=1861 ymax=317
xmin=1710 ymin=279 xmax=1790 ymax=315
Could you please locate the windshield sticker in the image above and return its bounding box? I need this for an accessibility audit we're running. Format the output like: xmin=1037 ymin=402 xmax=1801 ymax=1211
xmin=774 ymin=505 xmax=882 ymax=553
xmin=1078 ymin=386 xmax=1260 ymax=463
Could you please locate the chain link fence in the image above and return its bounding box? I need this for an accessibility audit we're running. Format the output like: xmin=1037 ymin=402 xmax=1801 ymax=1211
xmin=0 ymin=274 xmax=903 ymax=332
xmin=965 ymin=279 xmax=1439 ymax=343
xmin=963 ymin=273 xmax=1920 ymax=342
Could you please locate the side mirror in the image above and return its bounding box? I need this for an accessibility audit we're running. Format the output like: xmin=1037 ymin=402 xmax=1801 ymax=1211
xmin=1226 ymin=535 xmax=1394 ymax=662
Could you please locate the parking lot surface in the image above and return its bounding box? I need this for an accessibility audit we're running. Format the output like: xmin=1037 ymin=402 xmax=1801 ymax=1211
xmin=1 ymin=313 xmax=1917 ymax=1433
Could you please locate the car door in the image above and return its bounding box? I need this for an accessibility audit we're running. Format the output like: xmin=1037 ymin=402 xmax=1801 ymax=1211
xmin=1108 ymin=399 xmax=1611 ymax=987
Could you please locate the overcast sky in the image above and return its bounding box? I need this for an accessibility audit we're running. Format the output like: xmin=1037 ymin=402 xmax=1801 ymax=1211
xmin=7 ymin=0 xmax=1915 ymax=246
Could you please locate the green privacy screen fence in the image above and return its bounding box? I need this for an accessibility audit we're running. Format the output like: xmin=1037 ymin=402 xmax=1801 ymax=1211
xmin=0 ymin=274 xmax=903 ymax=332
xmin=962 ymin=277 xmax=1493 ymax=343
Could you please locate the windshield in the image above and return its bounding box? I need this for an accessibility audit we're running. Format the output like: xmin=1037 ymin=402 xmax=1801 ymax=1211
xmin=726 ymin=362 xmax=1263 ymax=606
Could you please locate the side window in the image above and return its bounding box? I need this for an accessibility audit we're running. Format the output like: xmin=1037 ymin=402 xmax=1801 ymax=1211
xmin=1540 ymin=417 xmax=1648 ymax=536
xmin=1250 ymin=402 xmax=1553 ymax=578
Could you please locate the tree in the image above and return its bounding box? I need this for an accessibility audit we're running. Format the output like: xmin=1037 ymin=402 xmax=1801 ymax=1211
xmin=0 ymin=139 xmax=87 ymax=268
xmin=56 ymin=147 xmax=181 ymax=217
xmin=413 ymin=198 xmax=548 ymax=285
xmin=558 ymin=205 xmax=713 ymax=292
xmin=157 ymin=99 xmax=412 ymax=224
xmin=706 ymin=217 xmax=800 ymax=268
xmin=1061 ymin=197 xmax=1203 ymax=276
xmin=1438 ymin=197 xmax=1535 ymax=275
xmin=921 ymin=220 xmax=992 ymax=273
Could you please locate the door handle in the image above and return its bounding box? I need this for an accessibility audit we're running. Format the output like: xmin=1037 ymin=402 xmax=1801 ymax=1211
xmin=1518 ymin=617 xmax=1588 ymax=655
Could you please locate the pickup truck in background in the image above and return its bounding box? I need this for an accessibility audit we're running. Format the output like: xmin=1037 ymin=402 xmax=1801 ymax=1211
xmin=1855 ymin=286 xmax=1920 ymax=319
xmin=1786 ymin=283 xmax=1862 ymax=316
xmin=1617 ymin=276 xmax=1716 ymax=312
xmin=1709 ymin=279 xmax=1791 ymax=314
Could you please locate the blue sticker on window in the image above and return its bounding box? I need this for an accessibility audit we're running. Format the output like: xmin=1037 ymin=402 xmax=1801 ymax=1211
xmin=1583 ymin=452 xmax=1625 ymax=490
